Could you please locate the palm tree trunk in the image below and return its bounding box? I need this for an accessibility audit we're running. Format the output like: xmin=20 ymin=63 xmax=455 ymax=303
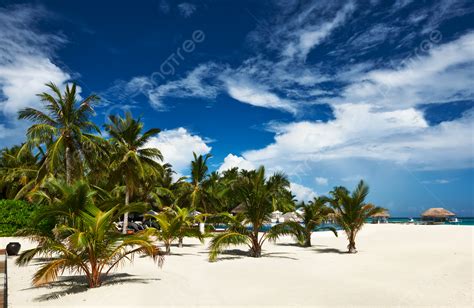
xmin=65 ymin=146 xmax=72 ymax=185
xmin=348 ymin=231 xmax=357 ymax=253
xmin=304 ymin=231 xmax=312 ymax=247
xmin=250 ymin=233 xmax=262 ymax=257
xmin=122 ymin=188 xmax=130 ymax=235
xmin=178 ymin=237 xmax=183 ymax=248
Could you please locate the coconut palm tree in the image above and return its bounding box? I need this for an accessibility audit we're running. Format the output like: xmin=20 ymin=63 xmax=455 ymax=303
xmin=18 ymin=82 xmax=102 ymax=184
xmin=0 ymin=145 xmax=41 ymax=199
xmin=16 ymin=202 xmax=163 ymax=288
xmin=208 ymin=167 xmax=293 ymax=261
xmin=280 ymin=198 xmax=337 ymax=247
xmin=147 ymin=206 xmax=203 ymax=254
xmin=105 ymin=112 xmax=163 ymax=234
xmin=330 ymin=180 xmax=385 ymax=253
xmin=188 ymin=153 xmax=215 ymax=213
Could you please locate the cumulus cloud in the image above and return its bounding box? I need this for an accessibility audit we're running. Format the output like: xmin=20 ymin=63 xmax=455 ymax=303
xmin=290 ymin=183 xmax=317 ymax=203
xmin=217 ymin=154 xmax=255 ymax=173
xmin=146 ymin=127 xmax=211 ymax=175
xmin=0 ymin=5 xmax=71 ymax=147
xmin=242 ymin=105 xmax=473 ymax=170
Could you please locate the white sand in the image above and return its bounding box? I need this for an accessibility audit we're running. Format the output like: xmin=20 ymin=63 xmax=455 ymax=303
xmin=2 ymin=224 xmax=473 ymax=307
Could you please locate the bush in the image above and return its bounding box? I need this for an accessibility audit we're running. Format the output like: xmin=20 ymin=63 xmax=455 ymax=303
xmin=0 ymin=199 xmax=39 ymax=236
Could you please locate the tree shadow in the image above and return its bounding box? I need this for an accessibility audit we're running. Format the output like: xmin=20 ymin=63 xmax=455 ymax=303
xmin=275 ymin=242 xmax=302 ymax=247
xmin=262 ymin=252 xmax=298 ymax=260
xmin=21 ymin=273 xmax=160 ymax=302
xmin=313 ymin=248 xmax=347 ymax=254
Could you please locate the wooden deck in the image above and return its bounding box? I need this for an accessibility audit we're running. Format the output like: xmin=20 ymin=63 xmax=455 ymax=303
xmin=0 ymin=249 xmax=6 ymax=308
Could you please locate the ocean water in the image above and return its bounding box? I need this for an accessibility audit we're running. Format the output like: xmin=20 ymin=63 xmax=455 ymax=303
xmin=386 ymin=217 xmax=474 ymax=226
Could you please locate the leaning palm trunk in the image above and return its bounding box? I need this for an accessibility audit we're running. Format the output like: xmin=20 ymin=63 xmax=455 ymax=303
xmin=122 ymin=188 xmax=130 ymax=234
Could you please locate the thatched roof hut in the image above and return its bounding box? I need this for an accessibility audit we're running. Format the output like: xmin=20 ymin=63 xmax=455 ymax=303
xmin=370 ymin=210 xmax=390 ymax=223
xmin=231 ymin=203 xmax=246 ymax=214
xmin=280 ymin=212 xmax=301 ymax=222
xmin=421 ymin=208 xmax=456 ymax=223
xmin=371 ymin=210 xmax=390 ymax=218
xmin=421 ymin=208 xmax=455 ymax=218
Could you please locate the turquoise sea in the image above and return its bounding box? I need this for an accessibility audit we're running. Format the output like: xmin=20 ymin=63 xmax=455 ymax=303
xmin=386 ymin=217 xmax=474 ymax=226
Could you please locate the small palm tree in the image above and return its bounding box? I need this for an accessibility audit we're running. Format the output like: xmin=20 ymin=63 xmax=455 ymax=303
xmin=16 ymin=202 xmax=163 ymax=288
xmin=147 ymin=206 xmax=203 ymax=254
xmin=105 ymin=112 xmax=163 ymax=234
xmin=281 ymin=197 xmax=338 ymax=247
xmin=330 ymin=180 xmax=385 ymax=253
xmin=18 ymin=82 xmax=101 ymax=184
xmin=208 ymin=167 xmax=292 ymax=261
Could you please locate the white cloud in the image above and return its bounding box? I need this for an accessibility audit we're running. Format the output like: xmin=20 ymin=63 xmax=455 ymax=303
xmin=146 ymin=127 xmax=211 ymax=175
xmin=283 ymin=2 xmax=355 ymax=59
xmin=177 ymin=3 xmax=197 ymax=18
xmin=141 ymin=64 xmax=219 ymax=110
xmin=217 ymin=154 xmax=255 ymax=173
xmin=290 ymin=183 xmax=317 ymax=203
xmin=336 ymin=32 xmax=474 ymax=109
xmin=0 ymin=5 xmax=71 ymax=147
xmin=315 ymin=177 xmax=328 ymax=185
xmin=241 ymin=105 xmax=473 ymax=170
xmin=224 ymin=78 xmax=297 ymax=114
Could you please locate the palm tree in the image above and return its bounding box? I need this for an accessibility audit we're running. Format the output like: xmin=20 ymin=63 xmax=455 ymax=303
xmin=208 ymin=167 xmax=292 ymax=261
xmin=147 ymin=206 xmax=203 ymax=254
xmin=189 ymin=153 xmax=214 ymax=213
xmin=281 ymin=198 xmax=337 ymax=247
xmin=330 ymin=180 xmax=385 ymax=253
xmin=16 ymin=202 xmax=163 ymax=288
xmin=105 ymin=112 xmax=163 ymax=234
xmin=0 ymin=145 xmax=41 ymax=199
xmin=18 ymin=82 xmax=102 ymax=184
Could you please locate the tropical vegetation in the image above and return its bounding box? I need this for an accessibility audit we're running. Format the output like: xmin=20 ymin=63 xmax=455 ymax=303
xmin=280 ymin=197 xmax=338 ymax=247
xmin=0 ymin=82 xmax=383 ymax=287
xmin=329 ymin=181 xmax=385 ymax=253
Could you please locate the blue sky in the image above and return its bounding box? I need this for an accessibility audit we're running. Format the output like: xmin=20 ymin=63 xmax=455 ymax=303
xmin=0 ymin=0 xmax=473 ymax=216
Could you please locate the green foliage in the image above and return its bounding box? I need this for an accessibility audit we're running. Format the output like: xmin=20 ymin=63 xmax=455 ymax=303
xmin=147 ymin=206 xmax=204 ymax=253
xmin=208 ymin=167 xmax=294 ymax=261
xmin=0 ymin=199 xmax=38 ymax=235
xmin=16 ymin=183 xmax=164 ymax=288
xmin=330 ymin=180 xmax=385 ymax=253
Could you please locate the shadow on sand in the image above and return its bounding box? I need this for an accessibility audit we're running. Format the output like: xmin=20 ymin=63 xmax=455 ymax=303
xmin=21 ymin=273 xmax=160 ymax=302
xmin=313 ymin=247 xmax=347 ymax=254
xmin=209 ymin=249 xmax=298 ymax=262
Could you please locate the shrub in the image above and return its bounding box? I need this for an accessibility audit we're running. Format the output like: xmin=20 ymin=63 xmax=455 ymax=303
xmin=0 ymin=199 xmax=39 ymax=236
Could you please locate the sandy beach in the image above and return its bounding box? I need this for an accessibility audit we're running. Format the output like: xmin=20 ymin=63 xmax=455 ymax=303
xmin=2 ymin=224 xmax=473 ymax=307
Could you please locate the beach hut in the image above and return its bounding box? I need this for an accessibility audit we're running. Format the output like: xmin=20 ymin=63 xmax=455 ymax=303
xmin=271 ymin=210 xmax=282 ymax=223
xmin=231 ymin=203 xmax=246 ymax=215
xmin=371 ymin=210 xmax=390 ymax=224
xmin=421 ymin=208 xmax=456 ymax=224
xmin=279 ymin=211 xmax=301 ymax=223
